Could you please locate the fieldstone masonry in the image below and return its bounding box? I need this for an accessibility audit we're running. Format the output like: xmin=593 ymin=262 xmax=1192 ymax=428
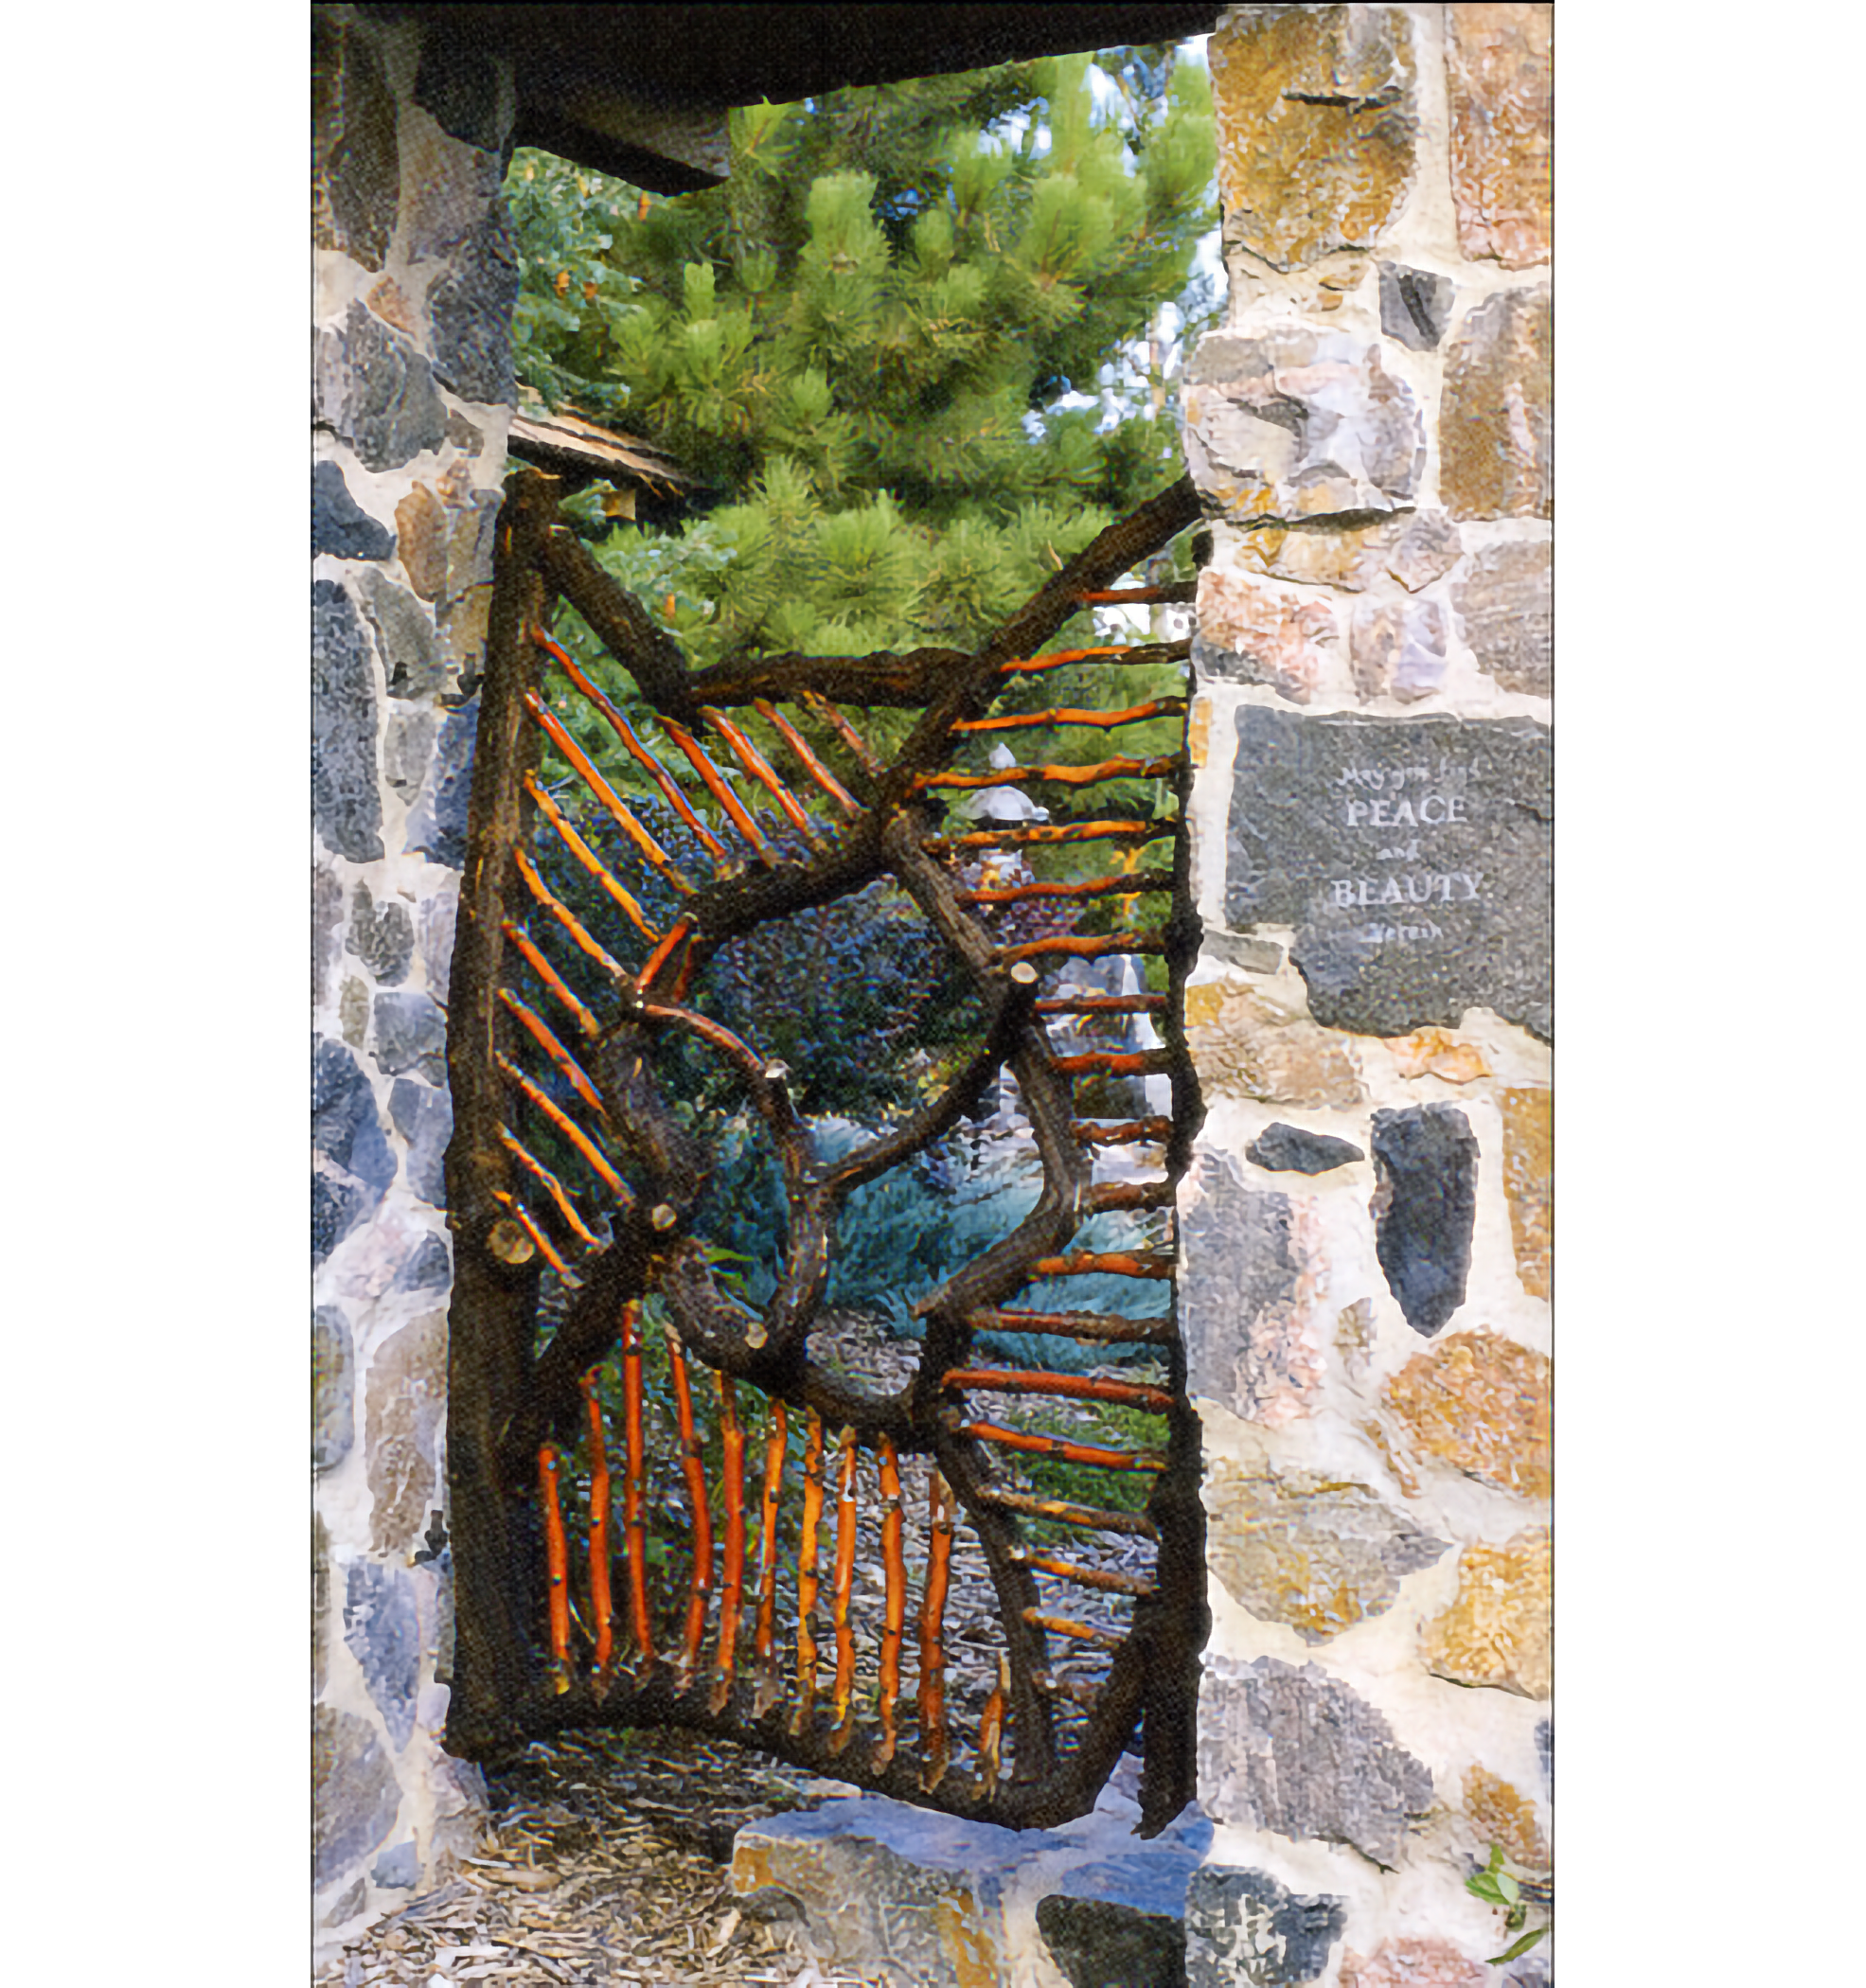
xmin=312 ymin=3 xmax=513 ymax=1956
xmin=1182 ymin=6 xmax=1550 ymax=1980
xmin=310 ymin=0 xmax=1551 ymax=1971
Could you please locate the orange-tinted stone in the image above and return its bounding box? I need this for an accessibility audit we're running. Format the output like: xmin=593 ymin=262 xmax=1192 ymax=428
xmin=1195 ymin=569 xmax=1336 ymax=703
xmin=1500 ymin=1087 xmax=1553 ymax=1298
xmin=1383 ymin=1327 xmax=1550 ymax=1500
xmin=1385 ymin=1026 xmax=1491 ymax=1083
xmin=1422 ymin=1527 xmax=1552 ymax=1697
xmin=1447 ymin=5 xmax=1554 ymax=270
xmin=1464 ymin=1763 xmax=1552 ymax=1873
xmin=1210 ymin=6 xmax=1418 ymax=270
xmin=365 ymin=1310 xmax=448 ymax=1554
xmin=1184 ymin=983 xmax=1365 ymax=1109
xmin=1187 ymin=697 xmax=1215 ymax=769
xmin=365 ymin=276 xmax=420 ymax=338
xmin=1440 ymin=288 xmax=1553 ymax=521
xmin=1340 ymin=1938 xmax=1488 ymax=1988
xmin=1236 ymin=511 xmax=1461 ymax=595
xmin=395 ymin=484 xmax=448 ymax=601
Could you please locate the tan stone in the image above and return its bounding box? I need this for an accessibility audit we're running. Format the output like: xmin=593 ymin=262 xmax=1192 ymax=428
xmin=1184 ymin=983 xmax=1365 ymax=1108
xmin=1464 ymin=1763 xmax=1551 ymax=1873
xmin=1350 ymin=595 xmax=1447 ymax=703
xmin=1335 ymin=1296 xmax=1376 ymax=1379
xmin=1195 ymin=569 xmax=1335 ymax=703
xmin=439 ymin=582 xmax=494 ymax=676
xmin=1422 ymin=1528 xmax=1552 ymax=1697
xmin=395 ymin=484 xmax=448 ymax=601
xmin=1385 ymin=1026 xmax=1491 ymax=1083
xmin=1340 ymin=1937 xmax=1489 ymax=1988
xmin=1360 ymin=1416 xmax=1420 ymax=1498
xmin=1447 ymin=5 xmax=1554 ymax=270
xmin=1187 ymin=698 xmax=1214 ymax=769
xmin=1383 ymin=1327 xmax=1550 ymax=1500
xmin=1455 ymin=540 xmax=1552 ymax=696
xmin=1500 ymin=1087 xmax=1553 ymax=1297
xmin=366 ymin=1310 xmax=449 ymax=1555
xmin=1210 ymin=6 xmax=1417 ymax=271
xmin=1237 ymin=511 xmax=1461 ymax=596
xmin=365 ymin=276 xmax=420 ymax=339
xmin=340 ymin=976 xmax=369 ymax=1049
xmin=1440 ymin=288 xmax=1553 ymax=521
xmin=1206 ymin=1458 xmax=1448 ymax=1642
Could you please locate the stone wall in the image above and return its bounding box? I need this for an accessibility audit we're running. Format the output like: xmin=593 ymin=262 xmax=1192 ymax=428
xmin=1180 ymin=7 xmax=1552 ymax=1982
xmin=312 ymin=4 xmax=518 ymax=1953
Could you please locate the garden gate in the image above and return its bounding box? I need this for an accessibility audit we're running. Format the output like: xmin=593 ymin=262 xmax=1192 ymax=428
xmin=443 ymin=467 xmax=1209 ymax=1834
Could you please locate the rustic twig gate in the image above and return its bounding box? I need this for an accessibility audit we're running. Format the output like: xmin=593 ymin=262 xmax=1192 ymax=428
xmin=443 ymin=467 xmax=1210 ymax=1834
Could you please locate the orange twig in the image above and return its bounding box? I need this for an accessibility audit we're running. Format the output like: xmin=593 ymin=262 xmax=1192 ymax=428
xmin=497 ymin=988 xmax=606 ymax=1115
xmin=619 ymin=1303 xmax=655 ymax=1665
xmin=1070 ymin=1118 xmax=1176 ymax=1146
xmin=1029 ymin=1250 xmax=1175 ymax=1280
xmin=974 ymin=1653 xmax=1009 ymax=1798
xmin=964 ymin=1306 xmax=1173 ymax=1346
xmin=1033 ymin=992 xmax=1168 ymax=1015
xmin=1022 ymin=1608 xmax=1126 ymax=1651
xmin=998 ymin=932 xmax=1166 ymax=963
xmin=1052 ymin=1049 xmax=1175 ymax=1075
xmin=710 ymin=1371 xmax=747 ymax=1713
xmin=501 ymin=920 xmax=601 ymax=1037
xmin=753 ymin=1400 xmax=787 ymax=1715
xmin=956 ymin=1420 xmax=1166 ymax=1472
xmin=957 ymin=871 xmax=1175 ymax=906
xmin=702 ymin=704 xmax=824 ymax=846
xmin=915 ymin=754 xmax=1181 ymax=791
xmin=524 ymin=776 xmax=663 ymax=942
xmin=798 ymin=691 xmax=885 ymax=778
xmin=827 ymin=1427 xmax=860 ymax=1752
xmin=791 ymin=1411 xmax=826 ymax=1734
xmin=513 ymin=846 xmax=627 ymax=979
xmin=953 ymin=699 xmax=1187 ymax=733
xmin=923 ymin=820 xmax=1173 ymax=853
xmin=498 ymin=1127 xmax=604 ymax=1251
xmin=873 ymin=1436 xmax=905 ymax=1772
xmin=495 ymin=1052 xmax=632 ymax=1202
xmin=754 ymin=700 xmax=861 ymax=816
xmin=665 ymin=1322 xmax=713 ymax=1695
xmin=1010 ymin=1548 xmax=1158 ymax=1598
xmin=531 ymin=630 xmax=732 ymax=866
xmin=994 ymin=645 xmax=1137 ymax=674
xmin=973 ymin=1485 xmax=1159 ymax=1540
xmin=942 ymin=1369 xmax=1175 ymax=1413
xmin=538 ymin=1444 xmax=573 ymax=1693
xmin=581 ymin=1368 xmax=615 ymax=1681
xmin=657 ymin=718 xmax=773 ymax=860
xmin=523 ymin=691 xmax=695 ymax=893
xmin=489 ymin=1191 xmax=575 ymax=1279
xmin=917 ymin=1472 xmax=954 ymax=1791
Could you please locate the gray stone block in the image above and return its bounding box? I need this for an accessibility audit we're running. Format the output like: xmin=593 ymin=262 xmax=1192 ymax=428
xmin=1183 ymin=1865 xmax=1347 ymax=1987
xmin=427 ymin=208 xmax=520 ymax=406
xmin=313 ymin=1305 xmax=355 ymax=1473
xmin=1039 ymin=1893 xmax=1187 ymax=1988
xmin=313 ymin=1038 xmax=396 ymax=1195
xmin=371 ymin=1840 xmax=421 ymax=1890
xmin=1199 ymin=1657 xmax=1431 ymax=1868
xmin=351 ymin=566 xmax=443 ymax=699
xmin=313 ymin=1705 xmax=402 ymax=1890
xmin=315 ymin=862 xmax=346 ymax=1009
xmin=1245 ymin=1124 xmax=1362 ymax=1175
xmin=394 ymin=1233 xmax=453 ymax=1292
xmin=345 ymin=1562 xmax=422 ymax=1752
xmin=373 ymin=992 xmax=447 ymax=1082
xmin=347 ymin=882 xmax=415 ymax=986
xmin=390 ymin=1078 xmax=453 ymax=1207
xmin=1370 ymin=1105 xmax=1478 ymax=1336
xmin=382 ymin=709 xmax=438 ymax=800
xmin=313 ymin=1172 xmax=373 ymax=1269
xmin=312 ymin=579 xmax=383 ymax=862
xmin=312 ymin=460 xmax=396 ymax=561
xmin=407 ymin=695 xmax=477 ymax=871
xmin=316 ymin=301 xmax=448 ymax=474
xmin=1377 ymin=262 xmax=1455 ymax=350
xmin=313 ymin=20 xmax=399 ymax=270
xmin=1224 ymin=706 xmax=1551 ymax=1041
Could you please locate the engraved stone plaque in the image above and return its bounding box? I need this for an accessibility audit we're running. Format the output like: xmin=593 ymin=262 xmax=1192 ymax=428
xmin=1225 ymin=707 xmax=1551 ymax=1040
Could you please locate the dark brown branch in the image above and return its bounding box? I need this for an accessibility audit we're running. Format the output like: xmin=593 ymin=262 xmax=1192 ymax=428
xmin=538 ymin=526 xmax=698 ymax=723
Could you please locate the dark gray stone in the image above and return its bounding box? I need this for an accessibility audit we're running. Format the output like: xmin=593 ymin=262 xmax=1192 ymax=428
xmin=1502 ymin=1955 xmax=1552 ymax=1988
xmin=315 ymin=862 xmax=345 ymax=1009
xmin=1198 ymin=1657 xmax=1433 ymax=1869
xmin=1246 ymin=1124 xmax=1364 ymax=1175
xmin=394 ymin=1233 xmax=453 ymax=1291
xmin=407 ymin=695 xmax=478 ymax=869
xmin=390 ymin=1078 xmax=454 ymax=1207
xmin=345 ymin=1562 xmax=421 ymax=1752
xmin=313 ymin=1305 xmax=355 ymax=1473
xmin=312 ymin=20 xmax=400 ymax=270
xmin=427 ymin=207 xmax=520 ymax=405
xmin=1455 ymin=541 xmax=1552 ymax=697
xmin=313 ymin=1705 xmax=402 ymax=1890
xmin=314 ymin=1512 xmax=331 ymax=1698
xmin=414 ymin=34 xmax=507 ymax=152
xmin=316 ymin=301 xmax=449 ymax=473
xmin=1179 ymin=1158 xmax=1317 ymax=1423
xmin=1039 ymin=1894 xmax=1186 ymax=1988
xmin=313 ymin=1172 xmax=374 ymax=1269
xmin=1183 ymin=1865 xmax=1347 ymax=1988
xmin=312 ymin=579 xmax=383 ymax=862
xmin=371 ymin=1840 xmax=421 ymax=1890
xmin=312 ymin=460 xmax=396 ymax=561
xmin=1224 ymin=706 xmax=1552 ymax=1040
xmin=1370 ymin=1105 xmax=1478 ymax=1336
xmin=1204 ymin=929 xmax=1283 ymax=974
xmin=313 ymin=1038 xmax=396 ymax=1196
xmin=373 ymin=992 xmax=447 ymax=1082
xmin=1537 ymin=1717 xmax=1553 ymax=1796
xmin=347 ymin=882 xmax=415 ymax=986
xmin=352 ymin=567 xmax=443 ymax=699
xmin=1378 ymin=262 xmax=1455 ymax=349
